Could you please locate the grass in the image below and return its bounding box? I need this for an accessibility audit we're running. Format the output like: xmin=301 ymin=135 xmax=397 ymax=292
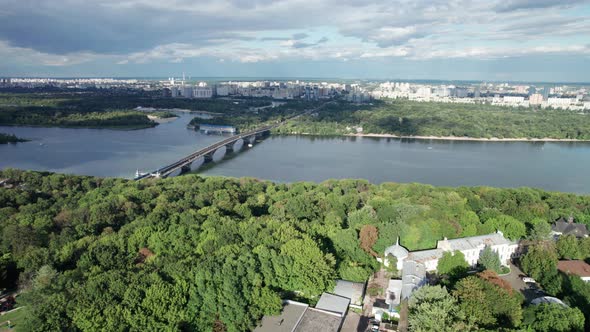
xmin=0 ymin=307 xmax=26 ymax=331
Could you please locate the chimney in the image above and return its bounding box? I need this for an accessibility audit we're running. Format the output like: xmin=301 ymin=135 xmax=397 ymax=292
xmin=568 ymin=216 xmax=574 ymax=224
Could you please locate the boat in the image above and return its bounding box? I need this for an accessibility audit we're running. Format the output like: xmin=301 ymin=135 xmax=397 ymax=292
xmin=427 ymin=146 xmax=433 ymax=150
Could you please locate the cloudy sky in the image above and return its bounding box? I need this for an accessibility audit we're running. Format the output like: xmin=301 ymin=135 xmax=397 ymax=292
xmin=1 ymin=0 xmax=589 ymax=81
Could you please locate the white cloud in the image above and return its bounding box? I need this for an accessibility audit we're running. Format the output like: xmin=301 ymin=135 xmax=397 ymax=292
xmin=0 ymin=41 xmax=107 ymax=66
xmin=1 ymin=0 xmax=589 ymax=68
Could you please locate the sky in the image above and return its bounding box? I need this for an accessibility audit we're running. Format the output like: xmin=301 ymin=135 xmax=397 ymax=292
xmin=0 ymin=0 xmax=589 ymax=82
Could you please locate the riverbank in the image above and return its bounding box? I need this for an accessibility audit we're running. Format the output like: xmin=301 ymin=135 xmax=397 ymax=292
xmin=346 ymin=133 xmax=590 ymax=142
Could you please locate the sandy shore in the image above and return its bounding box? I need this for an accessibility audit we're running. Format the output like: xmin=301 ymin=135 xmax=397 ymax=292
xmin=148 ymin=115 xmax=179 ymax=123
xmin=345 ymin=133 xmax=590 ymax=142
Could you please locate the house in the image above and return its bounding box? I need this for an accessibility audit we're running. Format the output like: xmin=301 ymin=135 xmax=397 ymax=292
xmin=557 ymin=260 xmax=590 ymax=282
xmin=332 ymin=280 xmax=365 ymax=309
xmin=255 ymin=294 xmax=349 ymax=332
xmin=383 ymin=231 xmax=518 ymax=273
xmin=551 ymin=217 xmax=589 ymax=238
xmin=380 ymin=231 xmax=519 ymax=299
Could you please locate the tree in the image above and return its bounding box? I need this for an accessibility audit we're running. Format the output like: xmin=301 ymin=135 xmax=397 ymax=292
xmin=437 ymin=251 xmax=469 ymax=279
xmin=557 ymin=235 xmax=581 ymax=260
xmin=453 ymin=275 xmax=523 ymax=329
xmin=484 ymin=215 xmax=526 ymax=240
xmin=528 ymin=219 xmax=552 ymax=241
xmin=408 ymin=285 xmax=464 ymax=332
xmin=478 ymin=246 xmax=501 ymax=273
xmin=521 ymin=243 xmax=558 ymax=282
xmin=521 ymin=243 xmax=562 ymax=295
xmin=523 ymin=303 xmax=585 ymax=332
xmin=359 ymin=224 xmax=378 ymax=257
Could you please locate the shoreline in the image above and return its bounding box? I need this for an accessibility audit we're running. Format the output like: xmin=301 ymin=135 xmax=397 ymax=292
xmin=345 ymin=133 xmax=590 ymax=142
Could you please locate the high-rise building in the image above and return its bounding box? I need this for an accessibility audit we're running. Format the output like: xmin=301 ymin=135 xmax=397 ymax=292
xmin=529 ymin=94 xmax=543 ymax=105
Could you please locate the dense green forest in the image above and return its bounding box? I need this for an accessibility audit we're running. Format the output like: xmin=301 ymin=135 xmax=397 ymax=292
xmin=188 ymin=100 xmax=317 ymax=132
xmin=0 ymin=91 xmax=295 ymax=130
xmin=0 ymin=133 xmax=27 ymax=144
xmin=1 ymin=170 xmax=590 ymax=330
xmin=276 ymin=99 xmax=590 ymax=139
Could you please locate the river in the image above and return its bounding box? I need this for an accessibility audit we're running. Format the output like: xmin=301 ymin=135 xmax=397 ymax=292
xmin=1 ymin=113 xmax=589 ymax=194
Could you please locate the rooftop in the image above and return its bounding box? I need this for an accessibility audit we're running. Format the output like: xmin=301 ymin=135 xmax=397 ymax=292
xmin=557 ymin=260 xmax=590 ymax=277
xmin=401 ymin=260 xmax=427 ymax=299
xmin=552 ymin=218 xmax=589 ymax=237
xmin=437 ymin=231 xmax=514 ymax=252
xmin=333 ymin=280 xmax=365 ymax=306
xmin=531 ymin=296 xmax=568 ymax=307
xmin=253 ymin=301 xmax=308 ymax=332
xmin=293 ymin=308 xmax=343 ymax=332
xmin=315 ymin=293 xmax=350 ymax=317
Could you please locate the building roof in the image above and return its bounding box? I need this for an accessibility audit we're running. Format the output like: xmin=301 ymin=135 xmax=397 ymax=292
xmin=531 ymin=296 xmax=568 ymax=307
xmin=254 ymin=301 xmax=308 ymax=332
xmin=557 ymin=260 xmax=590 ymax=277
xmin=384 ymin=238 xmax=409 ymax=260
xmin=406 ymin=248 xmax=443 ymax=264
xmin=552 ymin=219 xmax=589 ymax=237
xmin=315 ymin=293 xmax=350 ymax=317
xmin=333 ymin=280 xmax=365 ymax=306
xmin=401 ymin=260 xmax=427 ymax=300
xmin=293 ymin=308 xmax=343 ymax=332
xmin=386 ymin=279 xmax=403 ymax=306
xmin=436 ymin=231 xmax=515 ymax=252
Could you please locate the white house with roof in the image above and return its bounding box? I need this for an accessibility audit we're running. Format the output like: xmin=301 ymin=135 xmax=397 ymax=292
xmin=380 ymin=231 xmax=519 ymax=299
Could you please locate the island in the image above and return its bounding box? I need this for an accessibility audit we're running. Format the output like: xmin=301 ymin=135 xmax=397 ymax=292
xmin=0 ymin=132 xmax=28 ymax=144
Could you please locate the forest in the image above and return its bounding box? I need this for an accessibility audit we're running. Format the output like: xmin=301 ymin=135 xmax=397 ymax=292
xmin=0 ymin=133 xmax=27 ymax=144
xmin=0 ymin=91 xmax=273 ymax=129
xmin=1 ymin=169 xmax=590 ymax=331
xmin=276 ymin=99 xmax=590 ymax=139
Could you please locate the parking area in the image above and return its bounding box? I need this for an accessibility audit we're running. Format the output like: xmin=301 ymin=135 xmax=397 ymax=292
xmin=500 ymin=262 xmax=544 ymax=302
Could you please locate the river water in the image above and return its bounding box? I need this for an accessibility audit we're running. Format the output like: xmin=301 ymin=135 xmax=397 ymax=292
xmin=1 ymin=113 xmax=589 ymax=193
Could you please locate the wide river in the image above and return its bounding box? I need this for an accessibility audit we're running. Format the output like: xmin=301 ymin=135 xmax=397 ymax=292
xmin=1 ymin=113 xmax=589 ymax=194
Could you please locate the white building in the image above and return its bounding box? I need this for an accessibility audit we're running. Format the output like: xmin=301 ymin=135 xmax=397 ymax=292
xmin=381 ymin=231 xmax=519 ymax=299
xmin=193 ymin=86 xmax=213 ymax=98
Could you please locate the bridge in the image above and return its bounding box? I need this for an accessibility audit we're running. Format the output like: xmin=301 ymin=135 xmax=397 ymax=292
xmin=134 ymin=125 xmax=275 ymax=180
xmin=134 ymin=103 xmax=329 ymax=180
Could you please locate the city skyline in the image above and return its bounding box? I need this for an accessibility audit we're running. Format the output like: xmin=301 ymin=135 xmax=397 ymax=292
xmin=1 ymin=0 xmax=590 ymax=81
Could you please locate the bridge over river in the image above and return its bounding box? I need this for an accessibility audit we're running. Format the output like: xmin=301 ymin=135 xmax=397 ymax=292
xmin=134 ymin=103 xmax=329 ymax=180
xmin=134 ymin=124 xmax=275 ymax=180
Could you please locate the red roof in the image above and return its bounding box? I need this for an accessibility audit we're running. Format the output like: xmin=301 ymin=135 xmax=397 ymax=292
xmin=557 ymin=260 xmax=590 ymax=277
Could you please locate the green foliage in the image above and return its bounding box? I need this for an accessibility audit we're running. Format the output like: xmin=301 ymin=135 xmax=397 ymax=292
xmin=279 ymin=99 xmax=590 ymax=139
xmin=453 ymin=275 xmax=523 ymax=329
xmin=408 ymin=285 xmax=465 ymax=332
xmin=437 ymin=251 xmax=469 ymax=277
xmin=367 ymin=283 xmax=383 ymax=297
xmin=0 ymin=132 xmax=28 ymax=144
xmin=521 ymin=244 xmax=558 ymax=282
xmin=557 ymin=235 xmax=582 ymax=260
xmin=528 ymin=219 xmax=552 ymax=241
xmin=2 ymin=170 xmax=590 ymax=330
xmin=523 ymin=303 xmax=585 ymax=332
xmin=478 ymin=246 xmax=501 ymax=273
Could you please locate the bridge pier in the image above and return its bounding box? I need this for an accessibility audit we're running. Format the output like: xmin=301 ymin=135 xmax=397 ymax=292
xmin=243 ymin=135 xmax=254 ymax=145
xmin=180 ymin=163 xmax=192 ymax=174
xmin=203 ymin=150 xmax=216 ymax=163
xmin=225 ymin=142 xmax=235 ymax=153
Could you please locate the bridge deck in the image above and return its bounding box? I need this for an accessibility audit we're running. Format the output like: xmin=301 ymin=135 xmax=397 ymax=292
xmin=135 ymin=125 xmax=274 ymax=180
